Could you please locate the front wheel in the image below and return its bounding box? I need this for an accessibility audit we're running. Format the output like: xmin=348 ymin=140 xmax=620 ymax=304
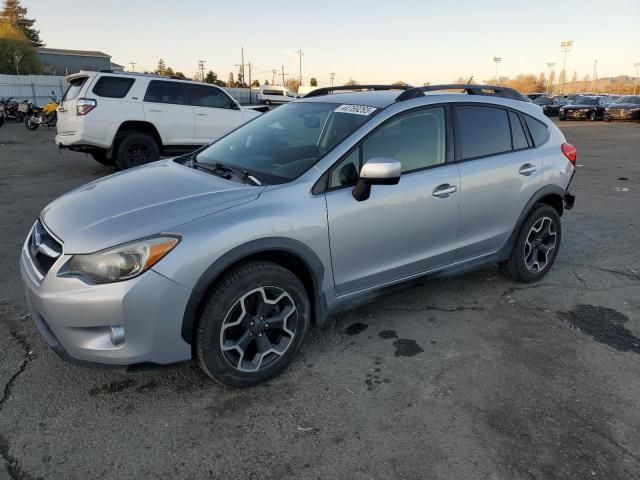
xmin=25 ymin=115 xmax=39 ymax=130
xmin=589 ymin=110 xmax=597 ymax=121
xmin=196 ymin=262 xmax=310 ymax=387
xmin=501 ymin=205 xmax=562 ymax=283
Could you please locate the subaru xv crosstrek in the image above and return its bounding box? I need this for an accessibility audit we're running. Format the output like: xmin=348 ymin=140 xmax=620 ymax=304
xmin=21 ymin=84 xmax=576 ymax=387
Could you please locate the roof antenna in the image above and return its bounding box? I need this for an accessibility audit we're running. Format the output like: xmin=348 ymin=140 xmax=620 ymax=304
xmin=466 ymin=75 xmax=474 ymax=85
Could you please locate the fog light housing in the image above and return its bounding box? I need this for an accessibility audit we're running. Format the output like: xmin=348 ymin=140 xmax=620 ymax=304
xmin=109 ymin=326 xmax=125 ymax=346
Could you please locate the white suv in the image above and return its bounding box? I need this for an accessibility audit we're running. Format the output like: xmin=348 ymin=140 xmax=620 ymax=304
xmin=56 ymin=71 xmax=262 ymax=169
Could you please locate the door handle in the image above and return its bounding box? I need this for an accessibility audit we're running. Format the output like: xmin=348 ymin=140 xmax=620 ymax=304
xmin=432 ymin=184 xmax=457 ymax=198
xmin=195 ymin=113 xmax=207 ymax=116
xmin=519 ymin=164 xmax=537 ymax=176
xmin=148 ymin=109 xmax=162 ymax=113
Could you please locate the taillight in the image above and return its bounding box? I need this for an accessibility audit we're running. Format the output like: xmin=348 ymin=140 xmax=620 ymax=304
xmin=76 ymin=98 xmax=97 ymax=116
xmin=561 ymin=142 xmax=577 ymax=166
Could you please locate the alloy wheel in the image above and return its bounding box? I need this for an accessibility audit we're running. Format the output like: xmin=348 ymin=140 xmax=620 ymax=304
xmin=220 ymin=286 xmax=298 ymax=372
xmin=524 ymin=216 xmax=557 ymax=272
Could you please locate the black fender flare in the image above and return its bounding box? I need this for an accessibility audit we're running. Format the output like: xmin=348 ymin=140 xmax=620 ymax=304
xmin=180 ymin=237 xmax=327 ymax=344
xmin=496 ymin=184 xmax=566 ymax=260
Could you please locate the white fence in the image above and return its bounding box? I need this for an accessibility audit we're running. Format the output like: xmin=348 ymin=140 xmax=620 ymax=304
xmin=0 ymin=74 xmax=258 ymax=105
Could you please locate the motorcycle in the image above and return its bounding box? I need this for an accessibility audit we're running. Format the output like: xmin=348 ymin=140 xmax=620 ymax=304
xmin=0 ymin=97 xmax=26 ymax=123
xmin=0 ymin=103 xmax=4 ymax=127
xmin=24 ymin=92 xmax=59 ymax=130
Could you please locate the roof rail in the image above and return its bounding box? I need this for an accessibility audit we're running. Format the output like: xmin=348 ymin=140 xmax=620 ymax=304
xmin=396 ymin=84 xmax=530 ymax=103
xmin=304 ymin=84 xmax=412 ymax=98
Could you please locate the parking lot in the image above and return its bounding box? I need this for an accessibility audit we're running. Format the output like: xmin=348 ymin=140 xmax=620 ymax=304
xmin=1 ymin=119 xmax=639 ymax=479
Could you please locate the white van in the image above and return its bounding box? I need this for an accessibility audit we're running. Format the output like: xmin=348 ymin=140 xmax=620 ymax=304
xmin=257 ymin=86 xmax=298 ymax=105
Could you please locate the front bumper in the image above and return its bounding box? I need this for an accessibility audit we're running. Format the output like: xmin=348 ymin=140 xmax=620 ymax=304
xmin=559 ymin=110 xmax=590 ymax=120
xmin=604 ymin=110 xmax=640 ymax=121
xmin=20 ymin=229 xmax=193 ymax=368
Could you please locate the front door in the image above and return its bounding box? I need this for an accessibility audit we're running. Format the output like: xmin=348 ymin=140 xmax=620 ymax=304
xmin=143 ymin=80 xmax=194 ymax=145
xmin=185 ymin=84 xmax=246 ymax=143
xmin=325 ymin=106 xmax=461 ymax=296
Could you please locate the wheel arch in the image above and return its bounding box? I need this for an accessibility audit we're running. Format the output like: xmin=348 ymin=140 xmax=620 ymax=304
xmin=497 ymin=185 xmax=566 ymax=261
xmin=114 ymin=121 xmax=163 ymax=151
xmin=181 ymin=238 xmax=328 ymax=345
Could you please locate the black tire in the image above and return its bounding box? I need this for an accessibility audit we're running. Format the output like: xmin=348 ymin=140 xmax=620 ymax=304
xmin=114 ymin=132 xmax=160 ymax=170
xmin=501 ymin=204 xmax=562 ymax=283
xmin=0 ymin=115 xmax=4 ymax=127
xmin=559 ymin=116 xmax=566 ymax=121
xmin=265 ymin=99 xmax=271 ymax=105
xmin=90 ymin=151 xmax=115 ymax=166
xmin=13 ymin=112 xmax=24 ymax=123
xmin=588 ymin=110 xmax=597 ymax=122
xmin=24 ymin=116 xmax=39 ymax=130
xmin=196 ymin=262 xmax=310 ymax=387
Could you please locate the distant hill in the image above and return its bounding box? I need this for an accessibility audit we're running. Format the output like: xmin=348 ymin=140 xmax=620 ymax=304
xmin=551 ymin=75 xmax=636 ymax=95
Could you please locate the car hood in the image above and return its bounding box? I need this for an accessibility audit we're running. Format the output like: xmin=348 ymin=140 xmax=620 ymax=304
xmin=41 ymin=159 xmax=264 ymax=253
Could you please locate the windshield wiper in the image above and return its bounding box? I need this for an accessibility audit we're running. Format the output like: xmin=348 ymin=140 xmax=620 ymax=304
xmin=189 ymin=154 xmax=261 ymax=186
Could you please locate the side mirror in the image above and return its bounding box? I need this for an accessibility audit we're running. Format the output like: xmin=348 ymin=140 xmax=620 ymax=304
xmin=231 ymin=101 xmax=240 ymax=110
xmin=352 ymin=157 xmax=401 ymax=201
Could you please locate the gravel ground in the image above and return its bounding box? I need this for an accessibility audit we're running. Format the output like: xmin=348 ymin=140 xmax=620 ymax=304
xmin=1 ymin=119 xmax=639 ymax=480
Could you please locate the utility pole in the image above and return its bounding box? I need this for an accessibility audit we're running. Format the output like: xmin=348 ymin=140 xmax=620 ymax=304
xmin=559 ymin=40 xmax=573 ymax=94
xmin=129 ymin=62 xmax=137 ymax=72
xmin=330 ymin=72 xmax=335 ymax=88
xmin=272 ymin=69 xmax=276 ymax=85
xmin=493 ymin=57 xmax=501 ymax=84
xmin=198 ymin=60 xmax=206 ymax=82
xmin=248 ymin=62 xmax=252 ymax=103
xmin=281 ymin=65 xmax=288 ymax=87
xmin=241 ymin=47 xmax=245 ymax=87
xmin=592 ymin=59 xmax=598 ymax=93
xmin=634 ymin=62 xmax=640 ymax=95
xmin=297 ymin=49 xmax=304 ymax=86
xmin=546 ymin=62 xmax=555 ymax=94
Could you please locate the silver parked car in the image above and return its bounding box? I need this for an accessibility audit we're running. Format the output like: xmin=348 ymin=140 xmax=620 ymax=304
xmin=20 ymin=84 xmax=577 ymax=386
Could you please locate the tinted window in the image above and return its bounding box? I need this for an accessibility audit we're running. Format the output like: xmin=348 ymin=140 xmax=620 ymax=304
xmin=329 ymin=107 xmax=446 ymax=188
xmin=523 ymin=115 xmax=548 ymax=146
xmin=144 ymin=80 xmax=186 ymax=105
xmin=456 ymin=106 xmax=511 ymax=160
xmin=262 ymin=90 xmax=284 ymax=96
xmin=92 ymin=76 xmax=135 ymax=98
xmin=509 ymin=111 xmax=529 ymax=150
xmin=62 ymin=76 xmax=87 ymax=101
xmin=185 ymin=84 xmax=231 ymax=108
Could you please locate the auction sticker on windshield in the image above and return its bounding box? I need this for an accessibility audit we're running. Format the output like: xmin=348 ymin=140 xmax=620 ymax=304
xmin=334 ymin=104 xmax=378 ymax=116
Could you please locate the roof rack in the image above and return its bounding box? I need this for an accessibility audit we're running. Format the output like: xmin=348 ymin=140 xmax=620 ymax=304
xmin=396 ymin=84 xmax=530 ymax=103
xmin=304 ymin=84 xmax=412 ymax=98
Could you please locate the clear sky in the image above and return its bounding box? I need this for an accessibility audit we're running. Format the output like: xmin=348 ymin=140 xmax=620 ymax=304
xmin=21 ymin=0 xmax=640 ymax=86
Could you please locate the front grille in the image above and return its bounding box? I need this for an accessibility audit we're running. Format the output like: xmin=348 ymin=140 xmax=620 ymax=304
xmin=28 ymin=220 xmax=63 ymax=276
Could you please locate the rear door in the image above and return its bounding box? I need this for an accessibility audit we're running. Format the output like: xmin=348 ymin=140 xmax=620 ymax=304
xmin=184 ymin=84 xmax=246 ymax=143
xmin=453 ymin=104 xmax=543 ymax=260
xmin=143 ymin=80 xmax=194 ymax=145
xmin=57 ymin=74 xmax=91 ymax=135
xmin=325 ymin=106 xmax=460 ymax=296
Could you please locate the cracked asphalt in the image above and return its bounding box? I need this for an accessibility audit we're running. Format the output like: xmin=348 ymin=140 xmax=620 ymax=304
xmin=1 ymin=119 xmax=639 ymax=479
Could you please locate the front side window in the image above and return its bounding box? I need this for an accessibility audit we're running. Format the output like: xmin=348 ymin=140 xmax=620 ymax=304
xmin=92 ymin=76 xmax=135 ymax=98
xmin=186 ymin=84 xmax=231 ymax=109
xmin=329 ymin=107 xmax=446 ymax=188
xmin=195 ymin=102 xmax=375 ymax=184
xmin=144 ymin=80 xmax=186 ymax=105
xmin=456 ymin=105 xmax=511 ymax=160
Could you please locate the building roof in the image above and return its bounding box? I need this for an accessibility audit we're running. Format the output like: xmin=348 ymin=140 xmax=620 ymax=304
xmin=36 ymin=48 xmax=111 ymax=59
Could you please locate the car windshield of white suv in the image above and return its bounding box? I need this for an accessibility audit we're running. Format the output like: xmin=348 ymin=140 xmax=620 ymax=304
xmin=614 ymin=96 xmax=640 ymax=105
xmin=194 ymin=102 xmax=376 ymax=184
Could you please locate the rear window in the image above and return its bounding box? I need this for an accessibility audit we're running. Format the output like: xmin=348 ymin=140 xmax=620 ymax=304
xmin=92 ymin=76 xmax=135 ymax=98
xmin=523 ymin=115 xmax=549 ymax=146
xmin=144 ymin=80 xmax=186 ymax=105
xmin=62 ymin=77 xmax=88 ymax=102
xmin=456 ymin=105 xmax=512 ymax=160
xmin=262 ymin=89 xmax=284 ymax=96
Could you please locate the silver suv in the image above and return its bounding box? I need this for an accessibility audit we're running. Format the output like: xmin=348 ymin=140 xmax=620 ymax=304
xmin=20 ymin=84 xmax=577 ymax=387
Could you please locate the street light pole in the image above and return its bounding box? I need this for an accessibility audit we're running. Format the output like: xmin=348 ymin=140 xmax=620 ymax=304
xmin=297 ymin=49 xmax=304 ymax=87
xmin=592 ymin=59 xmax=598 ymax=93
xmin=129 ymin=62 xmax=136 ymax=72
xmin=546 ymin=62 xmax=555 ymax=94
xmin=493 ymin=57 xmax=501 ymax=84
xmin=330 ymin=72 xmax=335 ymax=88
xmin=559 ymin=40 xmax=573 ymax=95
xmin=634 ymin=63 xmax=640 ymax=95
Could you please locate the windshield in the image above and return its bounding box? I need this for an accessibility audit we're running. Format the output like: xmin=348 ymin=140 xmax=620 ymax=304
xmin=572 ymin=98 xmax=598 ymax=106
xmin=615 ymin=96 xmax=640 ymax=105
xmin=533 ymin=97 xmax=550 ymax=105
xmin=195 ymin=102 xmax=376 ymax=184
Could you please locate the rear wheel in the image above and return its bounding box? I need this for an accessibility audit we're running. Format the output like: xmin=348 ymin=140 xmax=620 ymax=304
xmin=90 ymin=151 xmax=115 ymax=166
xmin=24 ymin=115 xmax=39 ymax=130
xmin=588 ymin=110 xmax=597 ymax=121
xmin=114 ymin=132 xmax=160 ymax=170
xmin=501 ymin=204 xmax=561 ymax=283
xmin=196 ymin=262 xmax=310 ymax=387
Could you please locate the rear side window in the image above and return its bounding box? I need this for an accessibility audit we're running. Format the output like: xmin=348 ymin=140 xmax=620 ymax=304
xmin=62 ymin=77 xmax=87 ymax=102
xmin=456 ymin=105 xmax=511 ymax=160
xmin=262 ymin=90 xmax=283 ymax=96
xmin=509 ymin=111 xmax=529 ymax=150
xmin=523 ymin=115 xmax=549 ymax=146
xmin=92 ymin=76 xmax=135 ymax=98
xmin=144 ymin=80 xmax=186 ymax=105
xmin=185 ymin=84 xmax=231 ymax=109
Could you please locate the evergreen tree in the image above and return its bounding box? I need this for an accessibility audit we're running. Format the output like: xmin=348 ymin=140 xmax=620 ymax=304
xmin=1 ymin=0 xmax=43 ymax=47
xmin=155 ymin=58 xmax=167 ymax=75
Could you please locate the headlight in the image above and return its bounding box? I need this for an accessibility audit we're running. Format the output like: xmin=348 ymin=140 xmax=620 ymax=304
xmin=579 ymin=108 xmax=590 ymax=112
xmin=66 ymin=236 xmax=180 ymax=283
